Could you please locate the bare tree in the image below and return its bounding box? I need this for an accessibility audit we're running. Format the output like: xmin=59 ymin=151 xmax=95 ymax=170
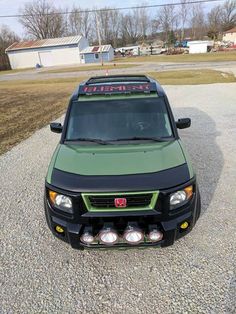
xmin=178 ymin=0 xmax=190 ymax=40
xmin=0 ymin=25 xmax=19 ymax=46
xmin=19 ymin=0 xmax=66 ymax=39
xmin=150 ymin=18 xmax=161 ymax=36
xmin=109 ymin=10 xmax=121 ymax=47
xmin=138 ymin=7 xmax=150 ymax=40
xmin=0 ymin=25 xmax=20 ymax=70
xmin=207 ymin=5 xmax=222 ymax=40
xmin=120 ymin=11 xmax=140 ymax=45
xmin=96 ymin=8 xmax=113 ymax=43
xmin=221 ymin=0 xmax=236 ymax=31
xmin=93 ymin=8 xmax=122 ymax=47
xmin=69 ymin=7 xmax=91 ymax=39
xmin=157 ymin=4 xmax=178 ymax=41
xmin=189 ymin=3 xmax=206 ymax=40
xmin=119 ymin=6 xmax=151 ymax=45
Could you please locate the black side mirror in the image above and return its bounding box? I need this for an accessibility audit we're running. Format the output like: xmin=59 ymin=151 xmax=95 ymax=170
xmin=176 ymin=118 xmax=191 ymax=129
xmin=50 ymin=122 xmax=63 ymax=133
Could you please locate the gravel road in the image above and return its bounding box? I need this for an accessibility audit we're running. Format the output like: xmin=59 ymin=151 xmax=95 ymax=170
xmin=1 ymin=61 xmax=236 ymax=81
xmin=0 ymin=83 xmax=235 ymax=313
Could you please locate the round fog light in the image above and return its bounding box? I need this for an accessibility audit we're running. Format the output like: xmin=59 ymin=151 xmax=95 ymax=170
xmin=148 ymin=230 xmax=163 ymax=242
xmin=55 ymin=225 xmax=65 ymax=234
xmin=124 ymin=227 xmax=144 ymax=245
xmin=80 ymin=232 xmax=94 ymax=244
xmin=99 ymin=229 xmax=118 ymax=245
xmin=180 ymin=221 xmax=189 ymax=230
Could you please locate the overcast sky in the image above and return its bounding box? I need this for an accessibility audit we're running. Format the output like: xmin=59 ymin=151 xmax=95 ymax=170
xmin=0 ymin=0 xmax=221 ymax=37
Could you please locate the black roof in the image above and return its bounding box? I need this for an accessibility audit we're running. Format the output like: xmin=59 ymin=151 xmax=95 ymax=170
xmin=86 ymin=75 xmax=151 ymax=84
xmin=71 ymin=75 xmax=165 ymax=99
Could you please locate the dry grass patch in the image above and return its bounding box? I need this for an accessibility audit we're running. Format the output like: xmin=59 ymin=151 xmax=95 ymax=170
xmin=115 ymin=51 xmax=236 ymax=63
xmin=148 ymin=69 xmax=236 ymax=85
xmin=0 ymin=77 xmax=86 ymax=154
xmin=0 ymin=68 xmax=35 ymax=75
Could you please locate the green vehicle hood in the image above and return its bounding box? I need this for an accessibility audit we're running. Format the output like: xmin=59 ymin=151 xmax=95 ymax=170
xmin=50 ymin=140 xmax=187 ymax=177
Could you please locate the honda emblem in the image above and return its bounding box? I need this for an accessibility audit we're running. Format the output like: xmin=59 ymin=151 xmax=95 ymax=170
xmin=114 ymin=198 xmax=127 ymax=208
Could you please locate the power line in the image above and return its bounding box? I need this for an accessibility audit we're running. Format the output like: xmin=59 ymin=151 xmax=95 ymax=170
xmin=0 ymin=0 xmax=224 ymax=19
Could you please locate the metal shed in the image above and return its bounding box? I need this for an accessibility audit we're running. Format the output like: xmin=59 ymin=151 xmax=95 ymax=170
xmin=188 ymin=41 xmax=214 ymax=54
xmin=5 ymin=36 xmax=89 ymax=69
xmin=80 ymin=45 xmax=114 ymax=63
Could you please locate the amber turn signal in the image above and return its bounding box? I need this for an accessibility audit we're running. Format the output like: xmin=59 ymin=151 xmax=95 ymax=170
xmin=49 ymin=190 xmax=57 ymax=204
xmin=184 ymin=185 xmax=193 ymax=200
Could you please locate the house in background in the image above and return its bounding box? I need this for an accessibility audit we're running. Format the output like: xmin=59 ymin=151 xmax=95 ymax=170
xmin=223 ymin=27 xmax=236 ymax=44
xmin=80 ymin=45 xmax=114 ymax=63
xmin=5 ymin=36 xmax=89 ymax=69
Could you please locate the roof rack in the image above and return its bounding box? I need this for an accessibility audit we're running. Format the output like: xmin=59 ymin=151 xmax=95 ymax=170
xmin=86 ymin=75 xmax=150 ymax=85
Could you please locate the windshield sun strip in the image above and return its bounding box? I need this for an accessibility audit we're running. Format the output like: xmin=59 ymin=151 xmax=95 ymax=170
xmin=78 ymin=92 xmax=158 ymax=102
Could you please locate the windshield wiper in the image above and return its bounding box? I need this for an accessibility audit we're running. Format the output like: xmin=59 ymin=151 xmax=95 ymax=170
xmin=111 ymin=136 xmax=173 ymax=142
xmin=65 ymin=138 xmax=110 ymax=145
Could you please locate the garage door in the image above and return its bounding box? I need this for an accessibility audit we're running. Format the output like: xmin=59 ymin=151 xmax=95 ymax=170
xmin=38 ymin=51 xmax=53 ymax=67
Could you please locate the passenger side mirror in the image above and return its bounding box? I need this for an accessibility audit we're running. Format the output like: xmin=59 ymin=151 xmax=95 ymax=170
xmin=176 ymin=118 xmax=191 ymax=129
xmin=50 ymin=122 xmax=63 ymax=133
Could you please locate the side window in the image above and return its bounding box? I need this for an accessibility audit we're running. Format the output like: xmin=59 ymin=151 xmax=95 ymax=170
xmin=164 ymin=113 xmax=172 ymax=136
xmin=95 ymin=53 xmax=99 ymax=59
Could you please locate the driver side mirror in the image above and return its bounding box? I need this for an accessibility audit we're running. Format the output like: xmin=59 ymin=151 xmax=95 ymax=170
xmin=50 ymin=122 xmax=63 ymax=133
xmin=176 ymin=118 xmax=191 ymax=129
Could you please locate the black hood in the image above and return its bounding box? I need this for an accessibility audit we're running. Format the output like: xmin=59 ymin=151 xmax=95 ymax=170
xmin=50 ymin=163 xmax=191 ymax=193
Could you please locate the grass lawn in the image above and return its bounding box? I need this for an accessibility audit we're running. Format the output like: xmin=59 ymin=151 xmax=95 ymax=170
xmin=115 ymin=51 xmax=236 ymax=63
xmin=0 ymin=68 xmax=35 ymax=75
xmin=0 ymin=69 xmax=235 ymax=155
xmin=148 ymin=69 xmax=236 ymax=85
xmin=41 ymin=63 xmax=137 ymax=74
xmin=0 ymin=78 xmax=85 ymax=155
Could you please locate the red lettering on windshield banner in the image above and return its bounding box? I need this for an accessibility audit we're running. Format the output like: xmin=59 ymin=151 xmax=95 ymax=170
xmin=83 ymin=84 xmax=151 ymax=93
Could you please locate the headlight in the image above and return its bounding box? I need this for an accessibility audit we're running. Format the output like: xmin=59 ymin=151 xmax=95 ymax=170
xmin=49 ymin=190 xmax=73 ymax=213
xmin=170 ymin=185 xmax=193 ymax=209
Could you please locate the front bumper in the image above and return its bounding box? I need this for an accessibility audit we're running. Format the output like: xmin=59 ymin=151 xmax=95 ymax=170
xmin=44 ymin=185 xmax=201 ymax=249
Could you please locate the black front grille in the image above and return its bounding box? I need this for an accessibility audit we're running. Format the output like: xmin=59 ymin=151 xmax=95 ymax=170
xmin=88 ymin=193 xmax=153 ymax=209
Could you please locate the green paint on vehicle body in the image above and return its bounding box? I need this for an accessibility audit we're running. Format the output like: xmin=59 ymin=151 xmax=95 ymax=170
xmin=178 ymin=140 xmax=194 ymax=178
xmin=82 ymin=191 xmax=159 ymax=212
xmin=53 ymin=140 xmax=186 ymax=176
xmin=46 ymin=144 xmax=61 ymax=184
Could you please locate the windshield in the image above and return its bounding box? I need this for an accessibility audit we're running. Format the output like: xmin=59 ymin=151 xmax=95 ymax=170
xmin=65 ymin=97 xmax=173 ymax=143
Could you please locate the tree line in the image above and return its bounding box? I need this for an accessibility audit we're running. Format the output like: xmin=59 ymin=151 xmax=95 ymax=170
xmin=17 ymin=0 xmax=236 ymax=45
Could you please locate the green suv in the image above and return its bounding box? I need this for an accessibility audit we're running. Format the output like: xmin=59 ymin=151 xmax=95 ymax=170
xmin=44 ymin=75 xmax=201 ymax=249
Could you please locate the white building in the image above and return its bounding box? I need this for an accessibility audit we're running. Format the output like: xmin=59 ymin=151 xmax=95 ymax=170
xmin=223 ymin=27 xmax=236 ymax=44
xmin=188 ymin=41 xmax=214 ymax=54
xmin=5 ymin=36 xmax=89 ymax=69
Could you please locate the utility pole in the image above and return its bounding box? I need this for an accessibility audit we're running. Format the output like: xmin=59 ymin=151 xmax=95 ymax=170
xmin=95 ymin=12 xmax=103 ymax=66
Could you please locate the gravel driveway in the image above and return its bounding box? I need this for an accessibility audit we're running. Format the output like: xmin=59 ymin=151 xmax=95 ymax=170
xmin=0 ymin=83 xmax=235 ymax=313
